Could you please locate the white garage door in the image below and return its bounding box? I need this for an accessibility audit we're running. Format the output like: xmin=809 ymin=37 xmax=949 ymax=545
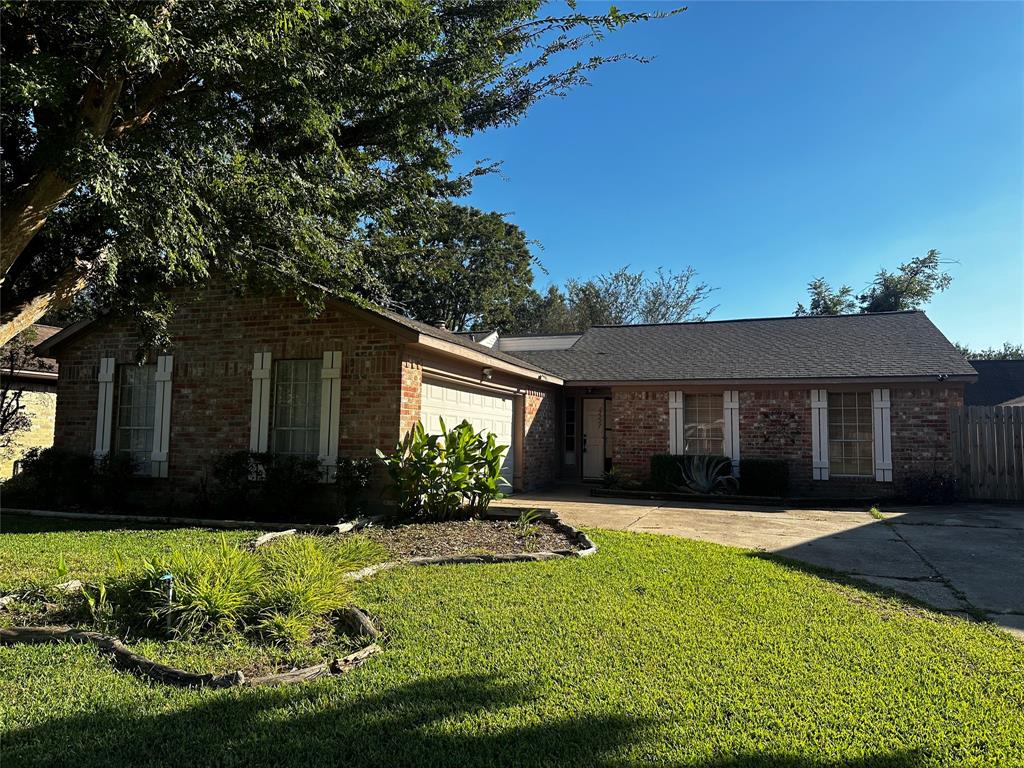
xmin=420 ymin=377 xmax=515 ymax=491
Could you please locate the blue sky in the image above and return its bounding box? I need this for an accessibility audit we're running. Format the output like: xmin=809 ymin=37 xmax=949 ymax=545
xmin=455 ymin=1 xmax=1023 ymax=349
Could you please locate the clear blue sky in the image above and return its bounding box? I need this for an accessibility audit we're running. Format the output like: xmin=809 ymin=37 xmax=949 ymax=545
xmin=456 ymin=1 xmax=1023 ymax=348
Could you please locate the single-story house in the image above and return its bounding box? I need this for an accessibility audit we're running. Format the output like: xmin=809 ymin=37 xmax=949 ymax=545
xmin=964 ymin=359 xmax=1024 ymax=407
xmin=1 ymin=324 xmax=60 ymax=477
xmin=37 ymin=283 xmax=976 ymax=506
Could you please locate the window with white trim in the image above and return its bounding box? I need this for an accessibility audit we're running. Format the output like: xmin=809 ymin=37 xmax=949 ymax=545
xmin=114 ymin=364 xmax=157 ymax=470
xmin=827 ymin=392 xmax=873 ymax=476
xmin=271 ymin=359 xmax=322 ymax=458
xmin=683 ymin=393 xmax=724 ymax=455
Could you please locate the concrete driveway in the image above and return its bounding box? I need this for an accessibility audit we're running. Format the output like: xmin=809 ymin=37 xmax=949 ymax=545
xmin=501 ymin=488 xmax=1024 ymax=638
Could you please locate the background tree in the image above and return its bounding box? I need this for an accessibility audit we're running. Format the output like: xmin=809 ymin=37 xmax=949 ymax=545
xmin=512 ymin=266 xmax=716 ymax=333
xmin=794 ymin=250 xmax=954 ymax=316
xmin=370 ymin=202 xmax=538 ymax=332
xmin=1 ymin=1 xmax=677 ymax=345
xmin=955 ymin=342 xmax=1024 ymax=360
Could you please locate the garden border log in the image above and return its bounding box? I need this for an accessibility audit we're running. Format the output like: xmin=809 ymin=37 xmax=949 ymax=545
xmin=0 ymin=625 xmax=381 ymax=689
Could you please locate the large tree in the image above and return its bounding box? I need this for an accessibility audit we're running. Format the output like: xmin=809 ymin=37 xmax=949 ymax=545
xmin=955 ymin=342 xmax=1024 ymax=360
xmin=0 ymin=1 xmax=675 ymax=345
xmin=794 ymin=250 xmax=953 ymax=316
xmin=369 ymin=201 xmax=538 ymax=332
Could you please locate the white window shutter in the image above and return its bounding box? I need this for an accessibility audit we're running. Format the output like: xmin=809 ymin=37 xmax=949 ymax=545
xmin=93 ymin=357 xmax=115 ymax=458
xmin=810 ymin=389 xmax=829 ymax=480
xmin=318 ymin=350 xmax=343 ymax=481
xmin=150 ymin=355 xmax=173 ymax=478
xmin=249 ymin=352 xmax=272 ymax=453
xmin=668 ymin=391 xmax=684 ymax=454
xmin=872 ymin=388 xmax=893 ymax=482
xmin=723 ymin=390 xmax=740 ymax=475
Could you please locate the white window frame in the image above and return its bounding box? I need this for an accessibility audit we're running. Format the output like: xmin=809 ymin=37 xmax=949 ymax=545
xmin=269 ymin=358 xmax=323 ymax=461
xmin=669 ymin=391 xmax=726 ymax=457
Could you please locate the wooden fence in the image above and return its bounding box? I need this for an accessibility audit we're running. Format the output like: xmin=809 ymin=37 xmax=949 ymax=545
xmin=949 ymin=406 xmax=1024 ymax=501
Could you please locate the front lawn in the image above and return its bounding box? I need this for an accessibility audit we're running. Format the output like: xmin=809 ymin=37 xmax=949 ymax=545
xmin=1 ymin=514 xmax=1021 ymax=767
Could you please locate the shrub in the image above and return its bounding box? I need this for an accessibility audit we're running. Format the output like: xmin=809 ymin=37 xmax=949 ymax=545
xmin=202 ymin=451 xmax=324 ymax=521
xmin=674 ymin=455 xmax=738 ymax=495
xmin=377 ymin=419 xmax=508 ymax=520
xmin=902 ymin=473 xmax=957 ymax=505
xmin=739 ymin=458 xmax=790 ymax=497
xmin=92 ymin=453 xmax=139 ymax=510
xmin=336 ymin=457 xmax=374 ymax=517
xmin=1 ymin=447 xmax=94 ymax=508
xmin=649 ymin=454 xmax=730 ymax=492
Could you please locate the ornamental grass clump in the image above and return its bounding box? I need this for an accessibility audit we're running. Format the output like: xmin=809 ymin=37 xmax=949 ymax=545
xmin=95 ymin=535 xmax=385 ymax=648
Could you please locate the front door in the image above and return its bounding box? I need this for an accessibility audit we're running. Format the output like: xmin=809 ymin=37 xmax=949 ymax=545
xmin=582 ymin=398 xmax=606 ymax=479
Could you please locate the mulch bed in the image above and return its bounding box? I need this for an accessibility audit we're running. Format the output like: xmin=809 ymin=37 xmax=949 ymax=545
xmin=358 ymin=518 xmax=579 ymax=560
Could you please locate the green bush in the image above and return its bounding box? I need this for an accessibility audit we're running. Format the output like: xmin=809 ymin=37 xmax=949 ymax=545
xmin=336 ymin=457 xmax=375 ymax=517
xmin=377 ymin=419 xmax=508 ymax=520
xmin=649 ymin=454 xmax=730 ymax=492
xmin=1 ymin=447 xmax=133 ymax=510
xmin=202 ymin=451 xmax=324 ymax=521
xmin=738 ymin=458 xmax=790 ymax=497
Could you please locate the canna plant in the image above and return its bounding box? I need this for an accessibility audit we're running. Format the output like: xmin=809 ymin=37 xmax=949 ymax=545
xmin=377 ymin=419 xmax=509 ymax=520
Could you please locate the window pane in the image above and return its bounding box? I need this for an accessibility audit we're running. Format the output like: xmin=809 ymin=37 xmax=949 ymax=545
xmin=682 ymin=393 xmax=724 ymax=455
xmin=272 ymin=359 xmax=322 ymax=459
xmin=114 ymin=364 xmax=157 ymax=470
xmin=827 ymin=391 xmax=873 ymax=477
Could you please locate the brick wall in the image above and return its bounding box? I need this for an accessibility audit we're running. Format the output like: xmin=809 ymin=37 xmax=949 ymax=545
xmin=522 ymin=388 xmax=557 ymax=490
xmin=52 ymin=286 xmax=406 ymax=500
xmin=610 ymin=390 xmax=669 ymax=479
xmin=609 ymin=384 xmax=961 ymax=498
xmin=1 ymin=382 xmax=57 ymax=477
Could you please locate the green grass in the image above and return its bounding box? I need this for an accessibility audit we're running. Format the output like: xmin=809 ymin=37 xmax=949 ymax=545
xmin=1 ymin=513 xmax=1021 ymax=767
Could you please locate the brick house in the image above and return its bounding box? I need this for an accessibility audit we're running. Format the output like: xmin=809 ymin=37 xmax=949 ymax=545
xmin=37 ymin=284 xmax=975 ymax=508
xmin=1 ymin=324 xmax=60 ymax=478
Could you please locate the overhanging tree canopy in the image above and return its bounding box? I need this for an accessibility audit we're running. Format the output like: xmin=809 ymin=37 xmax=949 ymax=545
xmin=0 ymin=0 xmax=677 ymax=345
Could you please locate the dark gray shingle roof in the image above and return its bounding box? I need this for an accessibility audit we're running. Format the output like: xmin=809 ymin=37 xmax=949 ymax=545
xmin=507 ymin=311 xmax=975 ymax=383
xmin=964 ymin=360 xmax=1024 ymax=406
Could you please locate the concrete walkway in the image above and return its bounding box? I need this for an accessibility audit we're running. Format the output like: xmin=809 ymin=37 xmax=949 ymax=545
xmin=501 ymin=488 xmax=1024 ymax=638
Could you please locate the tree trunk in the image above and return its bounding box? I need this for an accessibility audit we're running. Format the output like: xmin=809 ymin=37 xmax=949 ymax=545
xmin=0 ymin=258 xmax=95 ymax=346
xmin=0 ymin=170 xmax=78 ymax=279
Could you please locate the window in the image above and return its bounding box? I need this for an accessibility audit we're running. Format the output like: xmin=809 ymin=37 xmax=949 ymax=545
xmin=271 ymin=359 xmax=322 ymax=458
xmin=683 ymin=393 xmax=723 ymax=455
xmin=564 ymin=397 xmax=576 ymax=454
xmin=115 ymin=364 xmax=157 ymax=470
xmin=828 ymin=391 xmax=873 ymax=476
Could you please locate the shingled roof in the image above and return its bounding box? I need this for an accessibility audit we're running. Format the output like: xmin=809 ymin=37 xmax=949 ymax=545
xmin=964 ymin=360 xmax=1024 ymax=406
xmin=505 ymin=311 xmax=976 ymax=383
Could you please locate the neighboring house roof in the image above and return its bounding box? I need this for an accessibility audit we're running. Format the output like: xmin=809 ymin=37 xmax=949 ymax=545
xmin=5 ymin=324 xmax=60 ymax=380
xmin=998 ymin=394 xmax=1024 ymax=407
xmin=964 ymin=360 xmax=1024 ymax=407
xmin=506 ymin=311 xmax=976 ymax=384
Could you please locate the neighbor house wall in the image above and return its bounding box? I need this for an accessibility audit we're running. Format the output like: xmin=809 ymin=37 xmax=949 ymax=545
xmin=1 ymin=381 xmax=57 ymax=477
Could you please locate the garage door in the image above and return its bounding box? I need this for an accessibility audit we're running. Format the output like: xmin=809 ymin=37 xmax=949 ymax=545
xmin=420 ymin=377 xmax=515 ymax=491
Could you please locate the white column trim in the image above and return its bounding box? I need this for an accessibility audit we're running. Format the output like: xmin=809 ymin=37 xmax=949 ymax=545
xmin=723 ymin=390 xmax=740 ymax=475
xmin=150 ymin=355 xmax=173 ymax=478
xmin=872 ymin=388 xmax=893 ymax=482
xmin=94 ymin=358 xmax=115 ymax=458
xmin=668 ymin=391 xmax=684 ymax=454
xmin=318 ymin=350 xmax=343 ymax=482
xmin=810 ymin=389 xmax=829 ymax=481
xmin=249 ymin=351 xmax=272 ymax=453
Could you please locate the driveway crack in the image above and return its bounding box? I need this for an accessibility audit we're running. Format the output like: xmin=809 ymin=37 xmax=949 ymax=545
xmin=884 ymin=520 xmax=979 ymax=616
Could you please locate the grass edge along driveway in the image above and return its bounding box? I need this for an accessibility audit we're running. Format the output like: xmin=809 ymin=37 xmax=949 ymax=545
xmin=1 ymin=515 xmax=1021 ymax=768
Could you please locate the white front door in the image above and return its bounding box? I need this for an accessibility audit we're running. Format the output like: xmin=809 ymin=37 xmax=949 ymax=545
xmin=420 ymin=377 xmax=515 ymax=491
xmin=582 ymin=398 xmax=606 ymax=479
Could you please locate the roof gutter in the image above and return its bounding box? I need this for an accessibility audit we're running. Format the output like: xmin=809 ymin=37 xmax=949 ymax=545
xmin=6 ymin=369 xmax=59 ymax=381
xmin=413 ymin=334 xmax=563 ymax=386
xmin=563 ymin=374 xmax=977 ymax=388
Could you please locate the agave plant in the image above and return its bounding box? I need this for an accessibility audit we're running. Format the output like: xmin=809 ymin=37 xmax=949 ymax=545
xmin=675 ymin=455 xmax=738 ymax=495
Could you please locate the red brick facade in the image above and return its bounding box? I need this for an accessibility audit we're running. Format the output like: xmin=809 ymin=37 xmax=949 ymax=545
xmin=604 ymin=384 xmax=962 ymax=497
xmin=50 ymin=286 xmax=560 ymax=509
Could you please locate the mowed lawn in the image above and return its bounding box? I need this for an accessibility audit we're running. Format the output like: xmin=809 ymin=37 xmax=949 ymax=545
xmin=1 ymin=515 xmax=1021 ymax=767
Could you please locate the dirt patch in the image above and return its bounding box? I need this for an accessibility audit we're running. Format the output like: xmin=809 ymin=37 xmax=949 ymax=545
xmin=358 ymin=518 xmax=579 ymax=560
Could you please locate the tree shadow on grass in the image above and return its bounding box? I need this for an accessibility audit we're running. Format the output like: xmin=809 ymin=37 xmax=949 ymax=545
xmin=0 ymin=512 xmax=184 ymax=535
xmin=5 ymin=671 xmax=929 ymax=768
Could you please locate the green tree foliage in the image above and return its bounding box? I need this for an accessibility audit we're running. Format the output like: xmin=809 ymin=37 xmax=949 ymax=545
xmin=0 ymin=1 xmax=677 ymax=345
xmin=794 ymin=250 xmax=954 ymax=316
xmin=369 ymin=202 xmax=538 ymax=332
xmin=954 ymin=342 xmax=1024 ymax=360
xmin=512 ymin=266 xmax=717 ymax=333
